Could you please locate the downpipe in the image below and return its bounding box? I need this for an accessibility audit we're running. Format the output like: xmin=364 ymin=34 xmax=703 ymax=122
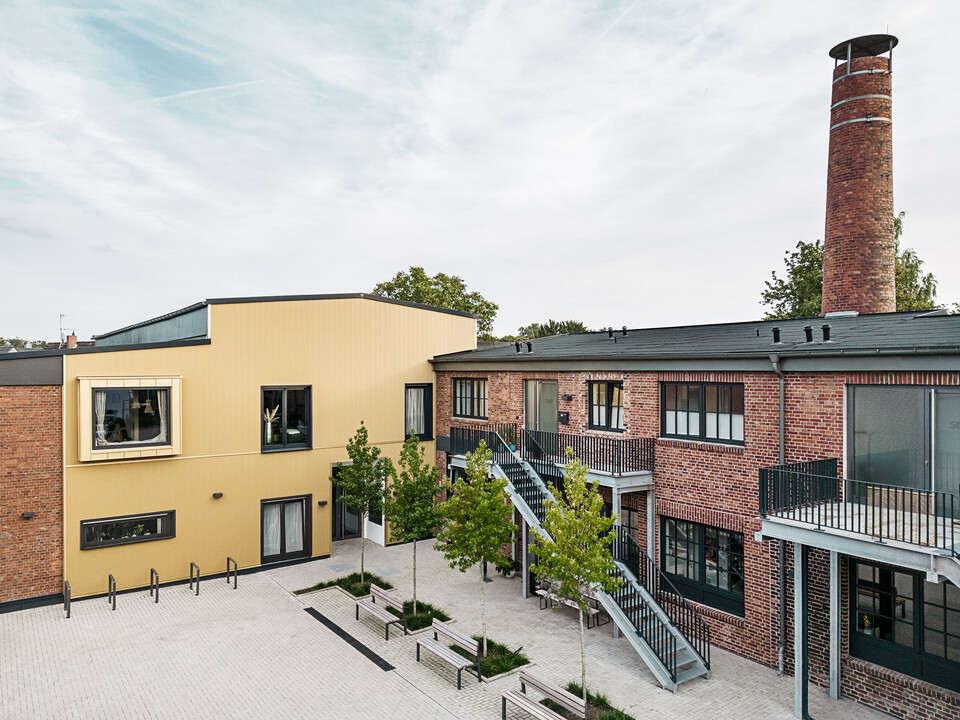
xmin=770 ymin=353 xmax=786 ymax=677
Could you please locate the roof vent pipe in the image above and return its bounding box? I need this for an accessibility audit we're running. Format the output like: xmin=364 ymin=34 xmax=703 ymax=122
xmin=515 ymin=342 xmax=521 ymax=353
xmin=772 ymin=327 xmax=781 ymax=344
xmin=526 ymin=341 xmax=533 ymax=353
xmin=607 ymin=327 xmax=613 ymax=338
xmin=821 ymin=324 xmax=832 ymax=342
xmin=804 ymin=326 xmax=813 ymax=343
xmin=622 ymin=326 xmax=627 ymax=337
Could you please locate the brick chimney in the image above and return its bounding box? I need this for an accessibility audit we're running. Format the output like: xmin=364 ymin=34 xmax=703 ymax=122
xmin=66 ymin=334 xmax=77 ymax=349
xmin=821 ymin=34 xmax=898 ymax=316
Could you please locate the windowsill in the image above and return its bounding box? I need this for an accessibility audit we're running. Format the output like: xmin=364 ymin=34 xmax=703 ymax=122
xmin=87 ymin=446 xmax=177 ymax=462
xmin=657 ymin=437 xmax=745 ymax=454
xmin=452 ymin=416 xmax=488 ymax=423
xmin=586 ymin=427 xmax=626 ymax=435
xmin=261 ymin=445 xmax=312 ymax=454
xmin=81 ymin=534 xmax=174 ymax=551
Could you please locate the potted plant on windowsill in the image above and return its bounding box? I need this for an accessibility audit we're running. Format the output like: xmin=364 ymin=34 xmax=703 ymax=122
xmin=857 ymin=612 xmax=877 ymax=636
xmin=500 ymin=425 xmax=518 ymax=453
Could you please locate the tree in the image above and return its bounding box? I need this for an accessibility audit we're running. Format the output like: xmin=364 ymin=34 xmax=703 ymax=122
xmin=531 ymin=454 xmax=621 ymax=702
xmin=760 ymin=212 xmax=939 ymax=319
xmin=372 ymin=267 xmax=499 ymax=338
xmin=385 ymin=433 xmax=443 ymax=614
xmin=330 ymin=422 xmax=395 ymax=583
xmin=516 ymin=320 xmax=591 ymax=339
xmin=435 ymin=440 xmax=514 ymax=656
xmin=0 ymin=337 xmax=45 ymax=349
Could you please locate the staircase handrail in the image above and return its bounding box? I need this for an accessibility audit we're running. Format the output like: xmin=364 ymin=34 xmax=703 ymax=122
xmin=615 ymin=525 xmax=711 ymax=669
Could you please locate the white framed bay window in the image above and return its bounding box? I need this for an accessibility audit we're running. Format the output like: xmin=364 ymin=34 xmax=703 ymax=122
xmin=78 ymin=377 xmax=182 ymax=461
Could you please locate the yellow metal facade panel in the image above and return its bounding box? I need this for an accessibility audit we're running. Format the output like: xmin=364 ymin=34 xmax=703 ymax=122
xmin=62 ymin=297 xmax=475 ymax=597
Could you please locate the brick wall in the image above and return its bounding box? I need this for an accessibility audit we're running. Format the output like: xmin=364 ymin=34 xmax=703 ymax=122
xmin=0 ymin=385 xmax=63 ymax=604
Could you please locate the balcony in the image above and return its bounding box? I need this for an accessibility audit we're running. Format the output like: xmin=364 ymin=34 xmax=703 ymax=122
xmin=758 ymin=459 xmax=960 ymax=584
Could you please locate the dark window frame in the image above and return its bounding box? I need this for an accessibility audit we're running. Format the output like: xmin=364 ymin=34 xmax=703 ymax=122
xmin=660 ymin=382 xmax=745 ymax=445
xmin=588 ymin=381 xmax=625 ymax=432
xmin=80 ymin=510 xmax=176 ymax=550
xmin=404 ymin=383 xmax=434 ymax=441
xmin=453 ymin=378 xmax=488 ymax=420
xmin=849 ymin=559 xmax=960 ymax=692
xmin=261 ymin=386 xmax=312 ymax=452
xmin=660 ymin=516 xmax=745 ymax=616
xmin=260 ymin=494 xmax=312 ymax=564
xmin=91 ymin=386 xmax=172 ymax=451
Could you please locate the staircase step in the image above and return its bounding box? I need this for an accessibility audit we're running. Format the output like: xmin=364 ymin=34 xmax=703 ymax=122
xmin=675 ymin=665 xmax=708 ymax=685
xmin=674 ymin=647 xmax=698 ymax=667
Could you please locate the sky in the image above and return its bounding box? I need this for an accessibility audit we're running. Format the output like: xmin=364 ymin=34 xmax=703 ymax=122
xmin=2 ymin=1 xmax=959 ymax=342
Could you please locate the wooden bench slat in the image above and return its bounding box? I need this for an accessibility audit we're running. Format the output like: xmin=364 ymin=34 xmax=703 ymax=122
xmin=501 ymin=690 xmax=566 ymax=720
xmin=502 ymin=671 xmax=586 ymax=720
xmin=415 ymin=619 xmax=481 ymax=690
xmin=355 ymin=584 xmax=407 ymax=640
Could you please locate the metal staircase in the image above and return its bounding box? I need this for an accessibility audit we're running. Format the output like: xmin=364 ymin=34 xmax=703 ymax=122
xmin=452 ymin=425 xmax=711 ymax=692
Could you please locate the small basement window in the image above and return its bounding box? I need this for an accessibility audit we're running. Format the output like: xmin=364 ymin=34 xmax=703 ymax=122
xmin=80 ymin=510 xmax=176 ymax=550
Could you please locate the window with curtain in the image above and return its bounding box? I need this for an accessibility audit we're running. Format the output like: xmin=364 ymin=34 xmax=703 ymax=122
xmin=453 ymin=378 xmax=488 ymax=419
xmin=662 ymin=382 xmax=744 ymax=445
xmin=93 ymin=388 xmax=170 ymax=449
xmin=261 ymin=496 xmax=311 ymax=562
xmin=262 ymin=386 xmax=311 ymax=451
xmin=404 ymin=384 xmax=433 ymax=440
xmin=589 ymin=381 xmax=625 ymax=431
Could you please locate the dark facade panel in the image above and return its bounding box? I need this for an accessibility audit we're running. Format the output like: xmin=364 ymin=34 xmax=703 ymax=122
xmin=0 ymin=355 xmax=62 ymax=386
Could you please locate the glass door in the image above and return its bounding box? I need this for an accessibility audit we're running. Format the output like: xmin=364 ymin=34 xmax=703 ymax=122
xmin=261 ymin=495 xmax=310 ymax=563
xmin=331 ymin=469 xmax=362 ymax=542
xmin=524 ymin=380 xmax=558 ymax=434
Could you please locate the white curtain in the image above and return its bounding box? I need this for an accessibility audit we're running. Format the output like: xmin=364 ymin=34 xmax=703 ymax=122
xmin=157 ymin=389 xmax=168 ymax=442
xmin=262 ymin=504 xmax=281 ymax=557
xmin=94 ymin=391 xmax=107 ymax=446
xmin=405 ymin=387 xmax=425 ymax=436
xmin=284 ymin=501 xmax=304 ymax=553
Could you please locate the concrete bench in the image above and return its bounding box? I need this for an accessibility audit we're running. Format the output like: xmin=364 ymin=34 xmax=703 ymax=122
xmin=415 ymin=619 xmax=480 ymax=690
xmin=355 ymin=584 xmax=407 ymax=640
xmin=501 ymin=670 xmax=586 ymax=720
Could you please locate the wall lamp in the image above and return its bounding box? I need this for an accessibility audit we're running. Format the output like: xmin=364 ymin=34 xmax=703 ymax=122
xmin=22 ymin=511 xmax=35 ymax=519
xmin=317 ymin=500 xmax=328 ymax=507
xmin=562 ymin=394 xmax=574 ymax=402
xmin=212 ymin=492 xmax=224 ymax=499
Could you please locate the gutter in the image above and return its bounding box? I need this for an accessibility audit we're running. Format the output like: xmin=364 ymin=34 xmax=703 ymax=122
xmin=770 ymin=353 xmax=787 ymax=678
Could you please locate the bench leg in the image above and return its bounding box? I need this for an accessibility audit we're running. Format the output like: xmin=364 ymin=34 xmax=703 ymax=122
xmin=385 ymin=623 xmax=390 ymax=641
xmin=502 ymin=696 xmax=507 ymax=720
xmin=457 ymin=669 xmax=462 ymax=691
xmin=356 ymin=605 xmax=359 ymax=620
xmin=416 ymin=644 xmax=421 ymax=662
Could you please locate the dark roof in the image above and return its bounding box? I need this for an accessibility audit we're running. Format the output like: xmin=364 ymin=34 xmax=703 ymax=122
xmin=433 ymin=311 xmax=960 ymax=364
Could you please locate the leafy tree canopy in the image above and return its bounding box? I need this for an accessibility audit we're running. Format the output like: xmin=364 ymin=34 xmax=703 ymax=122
xmin=373 ymin=266 xmax=499 ymax=338
xmin=514 ymin=319 xmax=591 ymax=339
xmin=0 ymin=337 xmax=45 ymax=349
xmin=760 ymin=212 xmax=940 ymax=320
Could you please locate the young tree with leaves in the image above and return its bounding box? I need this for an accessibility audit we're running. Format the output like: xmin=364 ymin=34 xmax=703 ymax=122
xmin=372 ymin=266 xmax=499 ymax=339
xmin=330 ymin=422 xmax=395 ymax=583
xmin=435 ymin=440 xmax=514 ymax=656
xmin=385 ymin=433 xmax=443 ymax=614
xmin=532 ymin=455 xmax=621 ymax=702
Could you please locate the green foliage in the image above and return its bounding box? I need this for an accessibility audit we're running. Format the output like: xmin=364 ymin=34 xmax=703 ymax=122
xmin=515 ymin=320 xmax=591 ymax=339
xmin=372 ymin=266 xmax=499 ymax=338
xmin=435 ymin=439 xmax=514 ymax=654
xmin=385 ymin=433 xmax=443 ymax=612
xmin=450 ymin=636 xmax=529 ymax=677
xmin=760 ymin=212 xmax=940 ymax=319
xmin=0 ymin=337 xmax=45 ymax=349
xmin=293 ymin=572 xmax=394 ymax=597
xmin=330 ymin=422 xmax=395 ymax=581
xmin=532 ymin=454 xmax=621 ymax=700
xmin=542 ymin=683 xmax=636 ymax=720
xmin=385 ymin=600 xmax=450 ymax=631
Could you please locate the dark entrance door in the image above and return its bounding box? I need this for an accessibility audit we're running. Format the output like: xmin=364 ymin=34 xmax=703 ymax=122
xmin=331 ymin=468 xmax=362 ymax=542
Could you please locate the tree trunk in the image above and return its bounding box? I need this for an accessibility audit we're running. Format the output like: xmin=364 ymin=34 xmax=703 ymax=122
xmin=480 ymin=558 xmax=488 ymax=657
xmin=360 ymin=515 xmax=366 ymax=584
xmin=412 ymin=538 xmax=418 ymax=615
xmin=579 ymin=605 xmax=587 ymax=703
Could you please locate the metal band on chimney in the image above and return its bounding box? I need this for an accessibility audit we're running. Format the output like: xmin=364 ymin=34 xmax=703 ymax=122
xmin=830 ymin=117 xmax=891 ymax=132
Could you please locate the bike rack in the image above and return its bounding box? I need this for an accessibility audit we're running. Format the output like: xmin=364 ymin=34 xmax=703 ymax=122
xmin=189 ymin=562 xmax=200 ymax=596
xmin=63 ymin=581 xmax=71 ymax=619
xmin=149 ymin=568 xmax=160 ymax=603
xmin=108 ymin=574 xmax=117 ymax=611
xmin=226 ymin=557 xmax=238 ymax=590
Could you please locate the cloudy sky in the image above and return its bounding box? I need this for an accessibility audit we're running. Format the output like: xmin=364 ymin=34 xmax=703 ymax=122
xmin=2 ymin=1 xmax=958 ymax=342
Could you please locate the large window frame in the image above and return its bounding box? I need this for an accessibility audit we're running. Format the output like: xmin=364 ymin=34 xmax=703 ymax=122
xmin=850 ymin=559 xmax=960 ymax=692
xmin=589 ymin=381 xmax=625 ymax=432
xmin=661 ymin=382 xmax=744 ymax=445
xmin=80 ymin=510 xmax=176 ymax=550
xmin=261 ymin=494 xmax=312 ymax=564
xmin=404 ymin=383 xmax=433 ymax=441
xmin=661 ymin=516 xmax=745 ymax=616
xmin=453 ymin=378 xmax=488 ymax=420
xmin=261 ymin=386 xmax=312 ymax=452
xmin=78 ymin=377 xmax=182 ymax=462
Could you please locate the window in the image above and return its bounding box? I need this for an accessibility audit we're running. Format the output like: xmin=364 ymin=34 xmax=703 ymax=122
xmin=589 ymin=381 xmax=624 ymax=432
xmin=849 ymin=386 xmax=960 ymax=492
xmin=851 ymin=560 xmax=960 ymax=692
xmin=405 ymin=384 xmax=433 ymax=440
xmin=78 ymin=377 xmax=182 ymax=462
xmin=661 ymin=517 xmax=745 ymax=615
xmin=261 ymin=495 xmax=311 ymax=563
xmin=453 ymin=378 xmax=488 ymax=419
xmin=81 ymin=511 xmax=175 ymax=550
xmin=262 ymin=387 xmax=311 ymax=451
xmin=661 ymin=382 xmax=744 ymax=444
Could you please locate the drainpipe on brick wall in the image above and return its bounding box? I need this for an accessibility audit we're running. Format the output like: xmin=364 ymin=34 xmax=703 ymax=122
xmin=770 ymin=353 xmax=787 ymax=677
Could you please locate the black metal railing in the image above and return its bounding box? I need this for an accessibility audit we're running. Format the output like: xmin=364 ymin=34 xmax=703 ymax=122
xmin=63 ymin=581 xmax=71 ymax=619
xmin=227 ymin=557 xmax=238 ymax=590
xmin=613 ymin=525 xmax=711 ymax=669
xmin=760 ymin=459 xmax=959 ymax=555
xmin=189 ymin=562 xmax=200 ymax=596
xmin=524 ymin=430 xmax=654 ymax=475
xmin=606 ymin=563 xmax=678 ymax=682
xmin=449 ymin=423 xmax=522 ymax=456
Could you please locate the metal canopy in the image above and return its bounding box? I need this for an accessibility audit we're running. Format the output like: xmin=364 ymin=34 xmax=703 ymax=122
xmin=829 ymin=34 xmax=898 ymax=60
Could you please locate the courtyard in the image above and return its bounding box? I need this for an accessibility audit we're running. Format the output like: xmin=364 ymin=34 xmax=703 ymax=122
xmin=1 ymin=539 xmax=889 ymax=719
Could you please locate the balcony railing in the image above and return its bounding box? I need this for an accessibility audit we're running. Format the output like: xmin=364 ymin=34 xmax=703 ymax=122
xmin=524 ymin=429 xmax=654 ymax=475
xmin=449 ymin=423 xmax=521 ymax=457
xmin=760 ymin=459 xmax=959 ymax=555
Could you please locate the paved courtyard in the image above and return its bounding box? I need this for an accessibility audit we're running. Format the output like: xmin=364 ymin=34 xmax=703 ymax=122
xmin=2 ymin=539 xmax=890 ymax=719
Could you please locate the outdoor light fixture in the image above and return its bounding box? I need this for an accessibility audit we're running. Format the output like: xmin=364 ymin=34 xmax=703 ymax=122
xmin=562 ymin=394 xmax=574 ymax=402
xmin=212 ymin=492 xmax=223 ymax=499
xmin=318 ymin=500 xmax=328 ymax=507
xmin=22 ymin=512 xmax=35 ymax=519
